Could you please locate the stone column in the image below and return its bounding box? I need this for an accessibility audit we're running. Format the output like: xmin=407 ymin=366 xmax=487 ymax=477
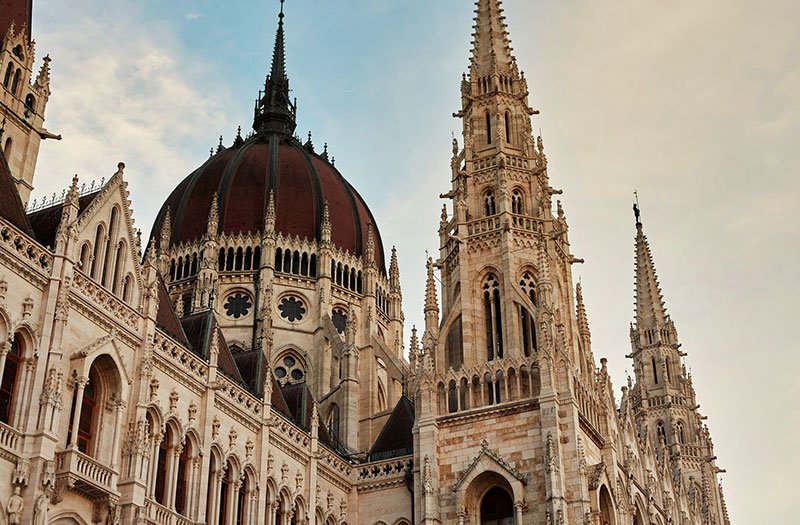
xmin=515 ymin=501 xmax=524 ymax=524
xmin=147 ymin=432 xmax=162 ymax=499
xmin=109 ymin=400 xmax=125 ymax=470
xmin=12 ymin=357 xmax=34 ymax=426
xmin=68 ymin=376 xmax=89 ymax=447
xmin=0 ymin=341 xmax=10 ymax=386
xmin=165 ymin=445 xmax=179 ymax=509
xmin=227 ymin=479 xmax=241 ymax=524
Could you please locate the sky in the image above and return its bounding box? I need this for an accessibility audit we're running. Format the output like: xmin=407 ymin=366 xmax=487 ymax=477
xmin=28 ymin=0 xmax=799 ymax=522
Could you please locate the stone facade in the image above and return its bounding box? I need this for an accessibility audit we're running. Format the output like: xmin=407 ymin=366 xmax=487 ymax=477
xmin=0 ymin=1 xmax=730 ymax=524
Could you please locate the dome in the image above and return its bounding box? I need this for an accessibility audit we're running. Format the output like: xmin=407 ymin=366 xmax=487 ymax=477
xmin=151 ymin=135 xmax=386 ymax=274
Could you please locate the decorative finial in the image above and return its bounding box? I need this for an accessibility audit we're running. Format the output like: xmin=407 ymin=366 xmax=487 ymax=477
xmin=633 ymin=190 xmax=641 ymax=225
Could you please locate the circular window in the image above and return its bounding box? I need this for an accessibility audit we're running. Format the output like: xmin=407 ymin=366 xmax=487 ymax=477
xmin=278 ymin=296 xmax=306 ymax=322
xmin=224 ymin=292 xmax=252 ymax=319
xmin=283 ymin=356 xmax=296 ymax=367
xmin=275 ymin=367 xmax=287 ymax=379
xmin=291 ymin=369 xmax=303 ymax=381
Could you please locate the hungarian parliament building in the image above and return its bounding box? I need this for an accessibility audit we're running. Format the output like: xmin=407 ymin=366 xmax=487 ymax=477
xmin=0 ymin=0 xmax=730 ymax=523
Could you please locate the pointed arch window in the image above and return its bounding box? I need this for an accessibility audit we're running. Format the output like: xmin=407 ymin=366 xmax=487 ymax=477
xmin=486 ymin=111 xmax=492 ymax=145
xmin=676 ymin=421 xmax=686 ymax=445
xmin=483 ymin=273 xmax=503 ymax=361
xmin=2 ymin=63 xmax=12 ymax=88
xmin=504 ymin=111 xmax=511 ymax=143
xmin=0 ymin=334 xmax=23 ymax=425
xmin=655 ymin=421 xmax=667 ymax=447
xmin=483 ymin=190 xmax=496 ymax=216
xmin=652 ymin=357 xmax=659 ymax=384
xmin=511 ymin=189 xmax=524 ymax=215
xmin=10 ymin=69 xmax=20 ymax=96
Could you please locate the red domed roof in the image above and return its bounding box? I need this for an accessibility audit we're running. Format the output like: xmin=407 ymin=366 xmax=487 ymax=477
xmin=152 ymin=135 xmax=386 ymax=274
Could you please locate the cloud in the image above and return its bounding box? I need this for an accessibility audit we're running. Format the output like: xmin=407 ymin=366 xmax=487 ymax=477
xmin=185 ymin=12 xmax=202 ymax=21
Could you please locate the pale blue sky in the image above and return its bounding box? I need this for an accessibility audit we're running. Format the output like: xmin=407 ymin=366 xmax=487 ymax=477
xmin=30 ymin=1 xmax=800 ymax=522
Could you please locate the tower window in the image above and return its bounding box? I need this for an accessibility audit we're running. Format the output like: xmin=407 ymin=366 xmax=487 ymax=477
xmin=511 ymin=189 xmax=524 ymax=214
xmin=486 ymin=111 xmax=492 ymax=145
xmin=505 ymin=111 xmax=511 ymax=143
xmin=483 ymin=273 xmax=503 ymax=361
xmin=11 ymin=69 xmax=20 ymax=96
xmin=3 ymin=137 xmax=11 ymax=157
xmin=25 ymin=94 xmax=35 ymax=112
xmin=652 ymin=357 xmax=659 ymax=384
xmin=2 ymin=63 xmax=12 ymax=88
xmin=483 ymin=190 xmax=496 ymax=216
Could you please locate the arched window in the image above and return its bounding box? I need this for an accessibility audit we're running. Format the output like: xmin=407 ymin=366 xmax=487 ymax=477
xmin=79 ymin=242 xmax=91 ymax=271
xmin=218 ymin=248 xmax=226 ymax=272
xmin=90 ymin=225 xmax=105 ymax=280
xmin=154 ymin=426 xmax=173 ymax=505
xmin=244 ymin=247 xmax=252 ymax=271
xmin=2 ymin=63 xmax=12 ymax=88
xmin=599 ymin=485 xmax=616 ymax=525
xmin=656 ymin=421 xmax=667 ymax=446
xmin=665 ymin=356 xmax=672 ymax=382
xmin=445 ymin=314 xmax=464 ymax=370
xmin=376 ymin=357 xmax=388 ymax=412
xmin=447 ymin=380 xmax=458 ymax=413
xmin=235 ymin=247 xmax=244 ymax=271
xmin=274 ymin=351 xmax=306 ymax=386
xmin=3 ymin=137 xmax=11 ymax=158
xmin=10 ymin=69 xmax=20 ymax=96
xmin=480 ymin=486 xmax=514 ymax=524
xmin=652 ymin=357 xmax=659 ymax=384
xmin=483 ymin=273 xmax=503 ymax=361
xmin=504 ymin=111 xmax=511 ymax=143
xmin=190 ymin=252 xmax=198 ymax=275
xmin=175 ymin=438 xmax=190 ymax=515
xmin=283 ymin=249 xmax=291 ymax=273
xmin=176 ymin=256 xmax=184 ymax=281
xmin=253 ymin=246 xmax=261 ymax=269
xmin=111 ymin=241 xmax=126 ymax=295
xmin=485 ymin=111 xmax=492 ymax=145
xmin=676 ymin=421 xmax=686 ymax=445
xmin=68 ymin=375 xmax=97 ymax=454
xmin=24 ymin=93 xmax=36 ymax=113
xmin=0 ymin=334 xmax=23 ymax=425
xmin=292 ymin=251 xmax=300 ymax=274
xmin=511 ymin=189 xmax=524 ymax=215
xmin=226 ymin=247 xmax=234 ymax=271
xmin=484 ymin=190 xmax=496 ymax=216
xmin=326 ymin=404 xmax=340 ymax=445
xmin=309 ymin=254 xmax=317 ymax=277
xmin=102 ymin=208 xmax=119 ymax=287
xmin=122 ymin=275 xmax=133 ymax=303
xmin=11 ymin=46 xmax=22 ymax=59
xmin=300 ymin=252 xmax=309 ymax=276
xmin=275 ymin=248 xmax=283 ymax=272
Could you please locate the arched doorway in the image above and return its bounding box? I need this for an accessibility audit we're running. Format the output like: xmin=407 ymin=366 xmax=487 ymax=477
xmin=598 ymin=485 xmax=616 ymax=525
xmin=480 ymin=486 xmax=514 ymax=524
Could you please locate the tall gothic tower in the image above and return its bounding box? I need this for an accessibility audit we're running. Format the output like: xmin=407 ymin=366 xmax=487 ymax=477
xmin=409 ymin=1 xmax=729 ymax=524
xmin=0 ymin=0 xmax=57 ymax=205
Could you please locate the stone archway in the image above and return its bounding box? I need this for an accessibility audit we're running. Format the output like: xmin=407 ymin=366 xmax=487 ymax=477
xmin=479 ymin=486 xmax=514 ymax=524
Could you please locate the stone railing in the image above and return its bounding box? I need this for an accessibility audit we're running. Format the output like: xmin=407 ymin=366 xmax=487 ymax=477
xmin=146 ymin=499 xmax=194 ymax=525
xmin=357 ymin=456 xmax=412 ymax=482
xmin=56 ymin=448 xmax=117 ymax=497
xmin=72 ymin=270 xmax=140 ymax=330
xmin=154 ymin=331 xmax=209 ymax=386
xmin=510 ymin=214 xmax=542 ymax=233
xmin=0 ymin=423 xmax=22 ymax=454
xmin=214 ymin=373 xmax=262 ymax=424
xmin=466 ymin=216 xmax=501 ymax=236
xmin=0 ymin=217 xmax=53 ymax=275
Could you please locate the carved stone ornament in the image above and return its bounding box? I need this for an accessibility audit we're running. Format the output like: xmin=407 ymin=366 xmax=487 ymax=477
xmin=11 ymin=457 xmax=29 ymax=486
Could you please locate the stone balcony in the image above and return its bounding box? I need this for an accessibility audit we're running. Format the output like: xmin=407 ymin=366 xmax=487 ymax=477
xmin=0 ymin=422 xmax=23 ymax=461
xmin=145 ymin=499 xmax=195 ymax=525
xmin=55 ymin=448 xmax=119 ymax=500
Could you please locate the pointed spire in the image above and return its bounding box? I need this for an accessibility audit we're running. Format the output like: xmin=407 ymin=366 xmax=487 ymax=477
xmin=253 ymin=0 xmax=297 ymax=136
xmin=320 ymin=200 xmax=331 ymax=243
xmin=389 ymin=246 xmax=401 ymax=290
xmin=365 ymin=224 xmax=375 ymax=267
xmin=207 ymin=193 xmax=219 ymax=237
xmin=470 ymin=0 xmax=518 ymax=77
xmin=424 ymin=257 xmax=439 ymax=333
xmin=575 ymin=281 xmax=591 ymax=349
xmin=34 ymin=55 xmax=52 ymax=94
xmin=633 ymin=203 xmax=669 ymax=331
xmin=264 ymin=190 xmax=276 ymax=234
xmin=160 ymin=208 xmax=172 ymax=253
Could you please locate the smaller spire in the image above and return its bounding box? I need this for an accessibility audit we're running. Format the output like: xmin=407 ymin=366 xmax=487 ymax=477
xmin=320 ymin=201 xmax=331 ymax=243
xmin=207 ymin=193 xmax=219 ymax=237
xmin=424 ymin=257 xmax=439 ymax=332
xmin=389 ymin=246 xmax=400 ymax=290
xmin=264 ymin=190 xmax=276 ymax=235
xmin=304 ymin=131 xmax=314 ymax=152
xmin=64 ymin=175 xmax=80 ymax=209
xmin=365 ymin=223 xmax=375 ymax=267
xmin=633 ymin=201 xmax=670 ymax=331
xmin=232 ymin=126 xmax=244 ymax=147
xmin=216 ymin=135 xmax=224 ymax=154
xmin=159 ymin=207 xmax=172 ymax=253
xmin=321 ymin=142 xmax=329 ymax=160
xmin=575 ymin=281 xmax=591 ymax=349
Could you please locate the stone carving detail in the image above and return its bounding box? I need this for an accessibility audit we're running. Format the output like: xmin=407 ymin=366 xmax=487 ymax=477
xmin=11 ymin=458 xmax=29 ymax=486
xmin=6 ymin=487 xmax=24 ymax=524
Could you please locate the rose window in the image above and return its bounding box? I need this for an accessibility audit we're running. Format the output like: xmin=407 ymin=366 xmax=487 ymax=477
xmin=332 ymin=308 xmax=347 ymax=334
xmin=278 ymin=296 xmax=306 ymax=322
xmin=224 ymin=292 xmax=252 ymax=319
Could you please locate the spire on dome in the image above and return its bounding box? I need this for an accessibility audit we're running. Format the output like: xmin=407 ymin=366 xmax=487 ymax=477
xmin=253 ymin=0 xmax=297 ymax=137
xmin=470 ymin=0 xmax=518 ymax=76
xmin=633 ymin=203 xmax=669 ymax=331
